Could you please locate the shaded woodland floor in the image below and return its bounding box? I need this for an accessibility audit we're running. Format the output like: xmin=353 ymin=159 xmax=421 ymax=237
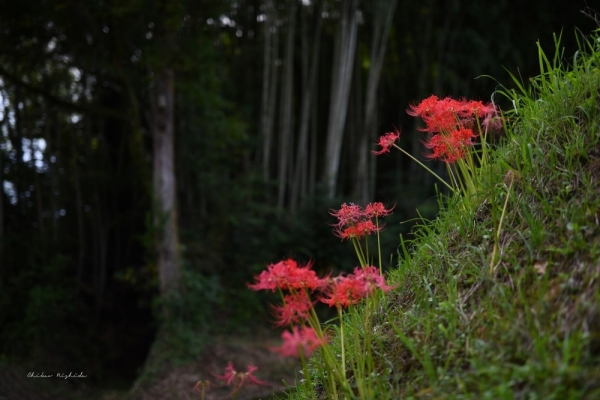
xmin=0 ymin=332 xmax=299 ymax=400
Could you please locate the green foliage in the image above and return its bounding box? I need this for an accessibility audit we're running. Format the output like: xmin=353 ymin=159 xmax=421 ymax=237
xmin=156 ymin=266 xmax=223 ymax=363
xmin=0 ymin=254 xmax=81 ymax=357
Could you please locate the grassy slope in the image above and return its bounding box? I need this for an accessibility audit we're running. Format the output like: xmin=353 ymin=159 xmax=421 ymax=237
xmin=290 ymin=30 xmax=600 ymax=399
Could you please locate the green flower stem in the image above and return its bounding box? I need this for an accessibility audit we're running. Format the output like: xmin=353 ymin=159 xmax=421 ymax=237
xmin=364 ymin=298 xmax=376 ymax=396
xmin=392 ymin=143 xmax=456 ymax=193
xmin=446 ymin=164 xmax=464 ymax=194
xmin=376 ymin=216 xmax=383 ymax=274
xmin=351 ymin=308 xmax=365 ymax=397
xmin=352 ymin=238 xmax=367 ymax=267
xmin=307 ymin=306 xmax=348 ymax=398
xmin=457 ymin=159 xmax=476 ymax=197
xmin=299 ymin=349 xmax=317 ymax=400
xmin=490 ymin=176 xmax=514 ymax=274
xmin=477 ymin=118 xmax=489 ymax=166
xmin=338 ymin=306 xmax=346 ymax=378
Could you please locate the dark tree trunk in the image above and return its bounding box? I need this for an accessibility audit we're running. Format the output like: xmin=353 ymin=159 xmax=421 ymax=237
xmin=291 ymin=3 xmax=322 ymax=212
xmin=323 ymin=0 xmax=359 ymax=198
xmin=153 ymin=68 xmax=181 ymax=297
xmin=276 ymin=1 xmax=297 ymax=211
xmin=355 ymin=0 xmax=397 ymax=203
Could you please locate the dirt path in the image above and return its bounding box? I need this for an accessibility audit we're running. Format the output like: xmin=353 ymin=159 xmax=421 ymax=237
xmin=130 ymin=333 xmax=300 ymax=400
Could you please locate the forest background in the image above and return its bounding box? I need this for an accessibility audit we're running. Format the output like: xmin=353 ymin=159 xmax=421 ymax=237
xmin=0 ymin=0 xmax=596 ymax=394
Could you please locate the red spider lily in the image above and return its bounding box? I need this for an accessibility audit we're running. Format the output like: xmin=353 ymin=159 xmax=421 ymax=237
xmin=241 ymin=365 xmax=270 ymax=386
xmin=459 ymin=100 xmax=488 ymax=118
xmin=424 ymin=134 xmax=465 ymax=163
xmin=213 ymin=361 xmax=238 ymax=385
xmin=453 ymin=127 xmax=476 ymax=143
xmin=353 ymin=266 xmax=395 ymax=294
xmin=416 ymin=97 xmax=463 ymax=133
xmin=330 ymin=202 xmax=364 ymax=228
xmin=320 ymin=274 xmax=367 ymax=308
xmin=406 ymin=94 xmax=439 ymax=117
xmin=248 ymin=259 xmax=327 ymax=292
xmin=213 ymin=362 xmax=270 ymax=396
xmin=364 ymin=202 xmax=395 ymax=218
xmin=272 ymin=326 xmax=326 ymax=358
xmin=423 ymin=128 xmax=476 ymax=163
xmin=410 ymin=95 xmax=499 ymax=136
xmin=334 ymin=219 xmax=380 ymax=241
xmin=271 ymin=291 xmax=314 ymax=327
xmin=372 ymin=129 xmax=400 ymax=155
xmin=420 ymin=108 xmax=458 ymax=133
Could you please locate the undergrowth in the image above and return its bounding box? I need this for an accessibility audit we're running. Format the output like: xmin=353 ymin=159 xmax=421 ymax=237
xmin=285 ymin=28 xmax=600 ymax=400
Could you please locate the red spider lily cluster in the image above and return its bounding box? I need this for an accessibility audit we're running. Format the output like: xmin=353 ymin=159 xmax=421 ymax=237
xmin=247 ymin=258 xmax=328 ymax=292
xmin=271 ymin=291 xmax=314 ymax=327
xmin=249 ymin=260 xmax=392 ymax=358
xmin=405 ymin=95 xmax=500 ymax=163
xmin=330 ymin=202 xmax=394 ymax=240
xmin=320 ymin=266 xmax=394 ymax=308
xmin=245 ymin=202 xmax=397 ymax=399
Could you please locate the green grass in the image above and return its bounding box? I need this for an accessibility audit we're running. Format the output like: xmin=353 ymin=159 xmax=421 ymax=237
xmin=285 ymin=28 xmax=600 ymax=400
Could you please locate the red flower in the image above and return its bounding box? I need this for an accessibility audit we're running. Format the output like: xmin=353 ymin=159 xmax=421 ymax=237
xmin=335 ymin=220 xmax=380 ymax=241
xmin=420 ymin=108 xmax=458 ymax=133
xmin=248 ymin=259 xmax=327 ymax=292
xmin=213 ymin=362 xmax=270 ymax=392
xmin=272 ymin=326 xmax=325 ymax=358
xmin=463 ymin=100 xmax=497 ymax=119
xmin=409 ymin=95 xmax=500 ymax=138
xmin=406 ymin=94 xmax=439 ymax=117
xmin=320 ymin=267 xmax=393 ymax=308
xmin=291 ymin=263 xmax=329 ymax=292
xmin=353 ymin=266 xmax=394 ymax=294
xmin=320 ymin=274 xmax=367 ymax=308
xmin=213 ymin=361 xmax=238 ymax=385
xmin=423 ymin=128 xmax=475 ymax=163
xmin=372 ymin=129 xmax=401 ymax=155
xmin=243 ymin=365 xmax=270 ymax=386
xmin=454 ymin=127 xmax=476 ymax=142
xmin=364 ymin=202 xmax=394 ymax=218
xmin=272 ymin=291 xmax=314 ymax=327
xmin=330 ymin=202 xmax=364 ymax=228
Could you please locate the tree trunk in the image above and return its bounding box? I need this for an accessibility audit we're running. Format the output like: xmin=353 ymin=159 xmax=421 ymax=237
xmin=290 ymin=3 xmax=322 ymax=212
xmin=71 ymin=116 xmax=85 ymax=282
xmin=93 ymin=187 xmax=107 ymax=313
xmin=31 ymin=125 xmax=45 ymax=243
xmin=276 ymin=1 xmax=297 ymax=211
xmin=323 ymin=0 xmax=359 ymax=199
xmin=0 ymin=118 xmax=3 ymax=286
xmin=309 ymin=75 xmax=318 ymax=197
xmin=410 ymin=0 xmax=434 ymax=194
xmin=153 ymin=68 xmax=181 ymax=297
xmin=355 ymin=0 xmax=397 ymax=203
xmin=260 ymin=0 xmax=275 ymax=181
